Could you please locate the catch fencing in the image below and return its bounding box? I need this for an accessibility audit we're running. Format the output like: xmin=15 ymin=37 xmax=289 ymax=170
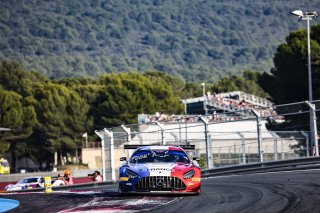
xmin=92 ymin=100 xmax=320 ymax=181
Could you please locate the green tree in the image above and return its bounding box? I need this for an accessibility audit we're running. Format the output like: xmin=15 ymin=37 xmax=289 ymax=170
xmin=265 ymin=27 xmax=320 ymax=104
xmin=92 ymin=72 xmax=184 ymax=128
xmin=0 ymin=61 xmax=44 ymax=96
xmin=210 ymin=70 xmax=270 ymax=98
xmin=0 ymin=89 xmax=36 ymax=171
xmin=27 ymin=82 xmax=89 ymax=168
xmin=259 ymin=26 xmax=320 ymax=134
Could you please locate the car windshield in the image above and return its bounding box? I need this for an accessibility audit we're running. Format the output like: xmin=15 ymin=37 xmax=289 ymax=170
xmin=18 ymin=178 xmax=38 ymax=184
xmin=1 ymin=162 xmax=9 ymax=167
xmin=130 ymin=149 xmax=189 ymax=164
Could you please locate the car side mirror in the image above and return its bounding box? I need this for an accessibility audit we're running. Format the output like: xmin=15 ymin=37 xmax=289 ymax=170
xmin=120 ymin=157 xmax=127 ymax=161
xmin=192 ymin=157 xmax=199 ymax=161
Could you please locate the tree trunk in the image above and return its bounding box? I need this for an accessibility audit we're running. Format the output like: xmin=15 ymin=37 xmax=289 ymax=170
xmin=59 ymin=146 xmax=65 ymax=165
xmin=10 ymin=142 xmax=17 ymax=173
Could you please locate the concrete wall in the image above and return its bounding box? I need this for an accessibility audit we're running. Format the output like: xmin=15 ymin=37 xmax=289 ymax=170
xmin=81 ymin=148 xmax=102 ymax=169
xmin=82 ymin=147 xmax=128 ymax=170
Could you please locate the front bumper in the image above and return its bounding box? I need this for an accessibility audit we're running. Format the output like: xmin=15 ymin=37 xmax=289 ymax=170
xmin=119 ymin=175 xmax=201 ymax=194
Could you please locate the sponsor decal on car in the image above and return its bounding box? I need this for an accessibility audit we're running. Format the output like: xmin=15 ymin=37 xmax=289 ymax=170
xmin=119 ymin=177 xmax=129 ymax=181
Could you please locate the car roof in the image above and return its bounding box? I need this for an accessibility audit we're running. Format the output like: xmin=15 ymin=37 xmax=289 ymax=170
xmin=22 ymin=176 xmax=42 ymax=179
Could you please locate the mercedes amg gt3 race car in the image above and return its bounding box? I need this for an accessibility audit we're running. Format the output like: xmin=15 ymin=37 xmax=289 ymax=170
xmin=118 ymin=145 xmax=201 ymax=194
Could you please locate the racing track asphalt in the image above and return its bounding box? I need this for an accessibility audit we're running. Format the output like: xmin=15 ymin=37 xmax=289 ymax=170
xmin=2 ymin=168 xmax=320 ymax=213
xmin=153 ymin=168 xmax=320 ymax=213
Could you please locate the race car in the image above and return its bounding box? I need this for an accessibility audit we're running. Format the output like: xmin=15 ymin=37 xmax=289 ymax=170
xmin=5 ymin=176 xmax=44 ymax=191
xmin=118 ymin=145 xmax=201 ymax=194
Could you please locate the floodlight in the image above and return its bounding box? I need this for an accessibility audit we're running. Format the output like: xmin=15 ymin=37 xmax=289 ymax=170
xmin=291 ymin=10 xmax=304 ymax=18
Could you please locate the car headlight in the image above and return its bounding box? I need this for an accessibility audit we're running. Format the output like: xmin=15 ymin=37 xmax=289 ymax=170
xmin=183 ymin=169 xmax=195 ymax=179
xmin=126 ymin=169 xmax=138 ymax=179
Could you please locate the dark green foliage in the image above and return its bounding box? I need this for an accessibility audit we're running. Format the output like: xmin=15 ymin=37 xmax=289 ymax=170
xmin=0 ymin=0 xmax=318 ymax=82
xmin=259 ymin=25 xmax=320 ymax=133
xmin=264 ymin=25 xmax=320 ymax=104
xmin=210 ymin=70 xmax=271 ymax=99
xmin=0 ymin=62 xmax=186 ymax=168
xmin=0 ymin=87 xmax=36 ymax=170
xmin=92 ymin=72 xmax=183 ymax=128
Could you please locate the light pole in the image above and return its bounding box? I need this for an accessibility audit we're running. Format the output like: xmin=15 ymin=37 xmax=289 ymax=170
xmin=291 ymin=10 xmax=318 ymax=101
xmin=201 ymin=82 xmax=205 ymax=96
xmin=291 ymin=10 xmax=319 ymax=156
xmin=201 ymin=82 xmax=208 ymax=115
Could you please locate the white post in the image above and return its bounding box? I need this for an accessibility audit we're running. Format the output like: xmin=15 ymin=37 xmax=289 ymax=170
xmin=199 ymin=116 xmax=213 ymax=169
xmin=121 ymin=124 xmax=132 ymax=156
xmin=156 ymin=122 xmax=166 ymax=145
xmin=236 ymin=132 xmax=246 ymax=164
xmin=94 ymin=130 xmax=106 ymax=182
xmin=169 ymin=132 xmax=179 ymax=145
xmin=305 ymin=101 xmax=319 ymax=156
xmin=301 ymin=131 xmax=310 ymax=157
xmin=251 ymin=109 xmax=263 ymax=162
xmin=103 ymin=128 xmax=116 ymax=182
xmin=201 ymin=82 xmax=205 ymax=97
xmin=269 ymin=131 xmax=279 ymax=161
xmin=121 ymin=124 xmax=131 ymax=142
xmin=82 ymin=132 xmax=88 ymax=148
xmin=307 ymin=16 xmax=312 ymax=102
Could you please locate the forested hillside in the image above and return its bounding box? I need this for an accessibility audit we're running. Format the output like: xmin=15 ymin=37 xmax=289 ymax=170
xmin=1 ymin=0 xmax=319 ymax=81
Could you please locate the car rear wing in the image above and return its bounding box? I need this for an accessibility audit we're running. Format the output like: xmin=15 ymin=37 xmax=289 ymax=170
xmin=123 ymin=144 xmax=195 ymax=150
xmin=124 ymin=144 xmax=158 ymax=149
xmin=179 ymin=145 xmax=195 ymax=150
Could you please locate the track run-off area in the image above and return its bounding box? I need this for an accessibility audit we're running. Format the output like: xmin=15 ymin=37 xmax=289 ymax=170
xmin=1 ymin=168 xmax=320 ymax=213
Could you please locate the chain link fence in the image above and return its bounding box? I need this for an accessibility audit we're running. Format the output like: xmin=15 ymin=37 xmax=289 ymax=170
xmin=90 ymin=100 xmax=319 ymax=181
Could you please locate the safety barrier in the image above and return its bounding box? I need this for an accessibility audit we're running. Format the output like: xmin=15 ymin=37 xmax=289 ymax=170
xmin=1 ymin=180 xmax=116 ymax=193
xmin=202 ymin=156 xmax=320 ymax=177
xmin=2 ymin=157 xmax=320 ymax=193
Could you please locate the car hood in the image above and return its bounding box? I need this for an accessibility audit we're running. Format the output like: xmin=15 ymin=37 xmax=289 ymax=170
xmin=128 ymin=162 xmax=190 ymax=176
xmin=5 ymin=184 xmax=25 ymax=191
xmin=6 ymin=182 xmax=37 ymax=189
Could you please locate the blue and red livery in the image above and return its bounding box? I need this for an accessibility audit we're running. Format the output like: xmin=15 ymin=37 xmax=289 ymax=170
xmin=118 ymin=145 xmax=201 ymax=194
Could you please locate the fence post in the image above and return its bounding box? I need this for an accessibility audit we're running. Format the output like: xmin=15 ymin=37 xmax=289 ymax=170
xmin=301 ymin=131 xmax=310 ymax=157
xmin=281 ymin=138 xmax=284 ymax=160
xmin=269 ymin=131 xmax=278 ymax=161
xmin=156 ymin=122 xmax=166 ymax=145
xmin=103 ymin=128 xmax=116 ymax=182
xmin=94 ymin=130 xmax=107 ymax=182
xmin=169 ymin=132 xmax=179 ymax=145
xmin=199 ymin=116 xmax=213 ymax=169
xmin=236 ymin=132 xmax=246 ymax=164
xmin=305 ymin=101 xmax=319 ymax=156
xmin=121 ymin=124 xmax=131 ymax=142
xmin=121 ymin=124 xmax=133 ymax=156
xmin=251 ymin=109 xmax=263 ymax=162
xmin=208 ymin=134 xmax=213 ymax=168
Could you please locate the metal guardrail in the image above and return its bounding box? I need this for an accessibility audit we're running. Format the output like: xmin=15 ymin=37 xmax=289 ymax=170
xmin=2 ymin=157 xmax=320 ymax=193
xmin=0 ymin=170 xmax=111 ymax=182
xmin=0 ymin=181 xmax=116 ymax=193
xmin=202 ymin=156 xmax=320 ymax=177
xmin=0 ymin=171 xmax=59 ymax=182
